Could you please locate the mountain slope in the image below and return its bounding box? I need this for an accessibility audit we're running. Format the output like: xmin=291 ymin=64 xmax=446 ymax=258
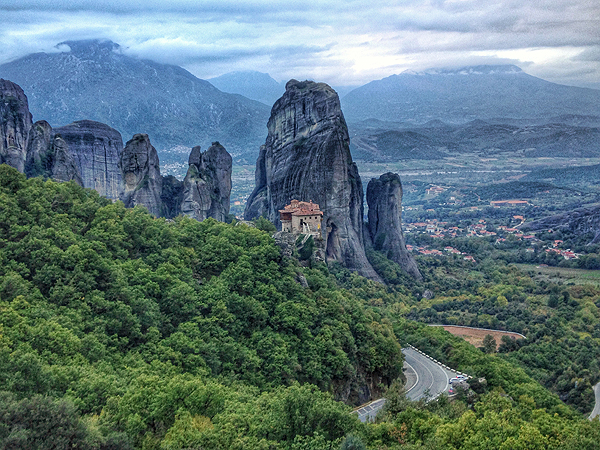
xmin=341 ymin=65 xmax=600 ymax=124
xmin=0 ymin=40 xmax=270 ymax=161
xmin=208 ymin=71 xmax=284 ymax=106
xmin=349 ymin=119 xmax=600 ymax=161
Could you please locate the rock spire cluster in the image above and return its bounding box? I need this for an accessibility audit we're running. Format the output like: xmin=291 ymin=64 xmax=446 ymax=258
xmin=245 ymin=79 xmax=381 ymax=280
xmin=0 ymin=78 xmax=231 ymax=221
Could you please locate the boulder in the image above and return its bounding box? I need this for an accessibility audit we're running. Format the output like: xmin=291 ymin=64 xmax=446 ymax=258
xmin=24 ymin=120 xmax=82 ymax=185
xmin=49 ymin=135 xmax=83 ymax=185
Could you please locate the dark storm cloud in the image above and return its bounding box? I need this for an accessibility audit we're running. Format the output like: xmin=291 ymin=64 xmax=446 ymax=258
xmin=0 ymin=0 xmax=598 ymax=87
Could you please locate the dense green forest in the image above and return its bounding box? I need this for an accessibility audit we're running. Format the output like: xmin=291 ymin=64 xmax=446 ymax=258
xmin=2 ymin=165 xmax=600 ymax=449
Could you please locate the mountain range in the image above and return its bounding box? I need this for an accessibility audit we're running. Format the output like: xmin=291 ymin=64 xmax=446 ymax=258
xmin=349 ymin=118 xmax=600 ymax=161
xmin=0 ymin=40 xmax=270 ymax=162
xmin=2 ymin=41 xmax=600 ymax=166
xmin=340 ymin=65 xmax=600 ymax=124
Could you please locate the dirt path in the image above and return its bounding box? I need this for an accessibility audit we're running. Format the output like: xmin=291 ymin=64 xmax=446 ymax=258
xmin=431 ymin=325 xmax=525 ymax=350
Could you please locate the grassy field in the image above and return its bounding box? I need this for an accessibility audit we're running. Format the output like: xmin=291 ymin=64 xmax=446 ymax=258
xmin=515 ymin=263 xmax=600 ymax=286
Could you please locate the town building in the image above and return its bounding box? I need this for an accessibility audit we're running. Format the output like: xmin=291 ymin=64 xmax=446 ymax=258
xmin=279 ymin=200 xmax=323 ymax=236
xmin=490 ymin=200 xmax=529 ymax=207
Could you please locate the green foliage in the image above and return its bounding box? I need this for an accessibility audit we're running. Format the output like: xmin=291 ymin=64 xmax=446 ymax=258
xmin=0 ymin=391 xmax=132 ymax=449
xmin=0 ymin=165 xmax=404 ymax=448
xmin=3 ymin=164 xmax=600 ymax=449
xmin=253 ymin=215 xmax=277 ymax=233
xmin=482 ymin=334 xmax=496 ymax=354
xmin=339 ymin=434 xmax=366 ymax=450
xmin=297 ymin=235 xmax=315 ymax=260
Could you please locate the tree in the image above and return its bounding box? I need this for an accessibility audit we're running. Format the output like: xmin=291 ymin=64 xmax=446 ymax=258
xmin=339 ymin=434 xmax=366 ymax=450
xmin=482 ymin=334 xmax=497 ymax=354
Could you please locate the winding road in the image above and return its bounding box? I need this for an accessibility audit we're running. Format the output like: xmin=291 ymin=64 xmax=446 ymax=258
xmin=356 ymin=348 xmax=461 ymax=422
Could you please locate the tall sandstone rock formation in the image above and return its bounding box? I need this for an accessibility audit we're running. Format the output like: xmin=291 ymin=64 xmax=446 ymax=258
xmin=54 ymin=120 xmax=123 ymax=200
xmin=244 ymin=79 xmax=381 ymax=281
xmin=0 ymin=79 xmax=32 ymax=172
xmin=181 ymin=142 xmax=232 ymax=222
xmin=1 ymin=78 xmax=234 ymax=224
xmin=367 ymin=173 xmax=422 ymax=280
xmin=119 ymin=134 xmax=163 ymax=217
xmin=25 ymin=120 xmax=82 ymax=184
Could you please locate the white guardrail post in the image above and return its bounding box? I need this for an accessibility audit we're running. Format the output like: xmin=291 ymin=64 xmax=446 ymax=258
xmin=406 ymin=344 xmax=472 ymax=380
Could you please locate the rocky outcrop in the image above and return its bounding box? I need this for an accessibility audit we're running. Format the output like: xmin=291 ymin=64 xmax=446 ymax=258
xmin=521 ymin=204 xmax=600 ymax=244
xmin=0 ymin=78 xmax=234 ymax=224
xmin=0 ymin=79 xmax=32 ymax=172
xmin=119 ymin=134 xmax=163 ymax=217
xmin=24 ymin=120 xmax=53 ymax=178
xmin=54 ymin=120 xmax=123 ymax=200
xmin=244 ymin=79 xmax=381 ymax=281
xmin=181 ymin=142 xmax=232 ymax=222
xmin=367 ymin=173 xmax=422 ymax=280
xmin=24 ymin=120 xmax=82 ymax=185
xmin=50 ymin=135 xmax=83 ymax=185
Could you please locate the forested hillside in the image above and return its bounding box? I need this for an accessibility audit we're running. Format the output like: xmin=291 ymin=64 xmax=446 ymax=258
xmin=2 ymin=164 xmax=600 ymax=449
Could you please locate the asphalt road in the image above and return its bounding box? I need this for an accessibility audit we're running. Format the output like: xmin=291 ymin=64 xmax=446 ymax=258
xmin=590 ymin=382 xmax=600 ymax=420
xmin=356 ymin=348 xmax=460 ymax=422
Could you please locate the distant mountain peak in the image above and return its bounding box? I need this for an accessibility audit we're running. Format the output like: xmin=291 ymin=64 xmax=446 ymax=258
xmin=208 ymin=70 xmax=284 ymax=106
xmin=401 ymin=64 xmax=523 ymax=76
xmin=56 ymin=39 xmax=121 ymax=57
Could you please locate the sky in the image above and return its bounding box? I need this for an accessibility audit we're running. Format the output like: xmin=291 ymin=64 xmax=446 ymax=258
xmin=0 ymin=0 xmax=599 ymax=89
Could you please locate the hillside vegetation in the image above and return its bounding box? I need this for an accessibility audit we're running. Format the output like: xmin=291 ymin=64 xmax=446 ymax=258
xmin=1 ymin=164 xmax=600 ymax=449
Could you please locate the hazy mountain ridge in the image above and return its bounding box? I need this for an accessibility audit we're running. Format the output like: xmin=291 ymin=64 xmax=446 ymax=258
xmin=349 ymin=119 xmax=600 ymax=161
xmin=208 ymin=70 xmax=285 ymax=106
xmin=341 ymin=65 xmax=600 ymax=124
xmin=0 ymin=40 xmax=270 ymax=161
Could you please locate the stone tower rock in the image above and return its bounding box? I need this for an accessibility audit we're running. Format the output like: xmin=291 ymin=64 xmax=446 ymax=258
xmin=53 ymin=120 xmax=123 ymax=200
xmin=24 ymin=120 xmax=53 ymax=178
xmin=244 ymin=79 xmax=381 ymax=281
xmin=24 ymin=120 xmax=82 ymax=185
xmin=367 ymin=173 xmax=422 ymax=280
xmin=0 ymin=79 xmax=33 ymax=172
xmin=119 ymin=133 xmax=163 ymax=217
xmin=181 ymin=142 xmax=232 ymax=222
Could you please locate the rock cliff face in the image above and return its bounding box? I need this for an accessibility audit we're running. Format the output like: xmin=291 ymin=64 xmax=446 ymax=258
xmin=244 ymin=79 xmax=381 ymax=281
xmin=0 ymin=79 xmax=32 ymax=172
xmin=24 ymin=120 xmax=82 ymax=185
xmin=54 ymin=120 xmax=123 ymax=200
xmin=50 ymin=135 xmax=83 ymax=185
xmin=25 ymin=120 xmax=53 ymax=178
xmin=0 ymin=78 xmax=234 ymax=224
xmin=119 ymin=134 xmax=163 ymax=217
xmin=181 ymin=142 xmax=232 ymax=222
xmin=367 ymin=173 xmax=422 ymax=280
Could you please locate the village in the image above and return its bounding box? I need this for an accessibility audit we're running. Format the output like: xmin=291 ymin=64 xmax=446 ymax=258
xmin=403 ymin=215 xmax=581 ymax=262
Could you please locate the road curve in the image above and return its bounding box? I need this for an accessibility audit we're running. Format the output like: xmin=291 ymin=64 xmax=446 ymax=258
xmin=355 ymin=348 xmax=460 ymax=422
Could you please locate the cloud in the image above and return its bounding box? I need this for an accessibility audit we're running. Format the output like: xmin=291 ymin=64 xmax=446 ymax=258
xmin=0 ymin=0 xmax=598 ymax=88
